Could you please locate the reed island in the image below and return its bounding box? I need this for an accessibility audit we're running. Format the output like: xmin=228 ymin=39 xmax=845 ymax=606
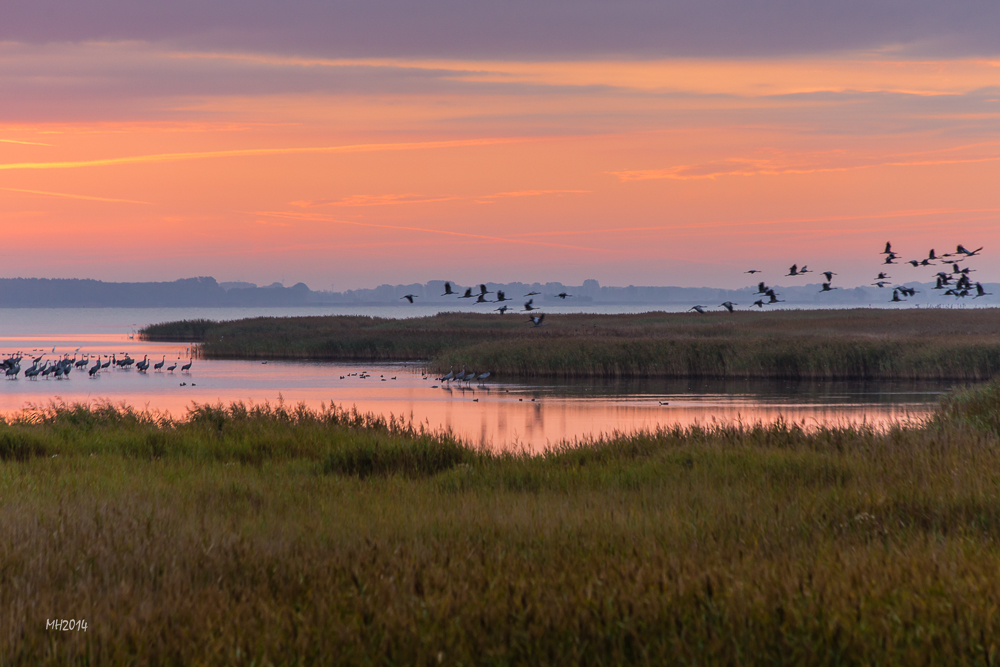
xmin=142 ymin=308 xmax=1000 ymax=380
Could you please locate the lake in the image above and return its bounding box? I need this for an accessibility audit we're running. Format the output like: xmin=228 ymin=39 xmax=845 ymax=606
xmin=0 ymin=307 xmax=951 ymax=450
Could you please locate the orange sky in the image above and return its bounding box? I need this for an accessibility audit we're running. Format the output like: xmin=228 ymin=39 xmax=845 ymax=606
xmin=2 ymin=42 xmax=999 ymax=289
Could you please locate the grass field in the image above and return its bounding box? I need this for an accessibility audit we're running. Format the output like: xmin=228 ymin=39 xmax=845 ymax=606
xmin=142 ymin=308 xmax=1000 ymax=380
xmin=4 ymin=379 xmax=1000 ymax=664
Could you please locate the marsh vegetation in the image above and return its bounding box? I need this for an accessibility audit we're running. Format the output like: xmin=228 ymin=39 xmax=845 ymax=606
xmin=5 ymin=377 xmax=1000 ymax=664
xmin=142 ymin=308 xmax=1000 ymax=380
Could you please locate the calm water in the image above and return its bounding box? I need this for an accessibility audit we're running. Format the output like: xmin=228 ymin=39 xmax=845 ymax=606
xmin=0 ymin=307 xmax=949 ymax=450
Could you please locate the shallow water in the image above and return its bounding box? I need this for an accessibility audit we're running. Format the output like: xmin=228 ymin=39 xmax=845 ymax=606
xmin=0 ymin=307 xmax=950 ymax=451
xmin=0 ymin=352 xmax=944 ymax=451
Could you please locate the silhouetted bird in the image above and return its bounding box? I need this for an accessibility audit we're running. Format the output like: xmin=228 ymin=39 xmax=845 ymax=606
xmin=479 ymin=284 xmax=492 ymax=296
xmin=745 ymin=269 xmax=761 ymax=274
xmin=891 ymin=290 xmax=903 ymax=302
xmin=528 ymin=314 xmax=546 ymax=327
xmin=956 ymin=244 xmax=983 ymax=257
xmin=556 ymin=292 xmax=571 ymax=299
xmin=689 ymin=305 xmax=706 ymax=313
xmin=882 ymin=241 xmax=892 ymax=255
xmin=459 ymin=287 xmax=474 ymax=299
xmin=754 ymin=282 xmax=769 ymax=295
xmin=495 ymin=290 xmax=510 ymax=302
xmin=822 ymin=271 xmax=836 ymax=282
xmin=752 ymin=300 xmax=765 ymax=308
xmin=786 ymin=264 xmax=799 ymax=276
xmin=975 ymin=283 xmax=992 ymax=298
xmin=400 ymin=294 xmax=417 ymax=303
xmin=720 ymin=301 xmax=736 ymax=312
xmin=441 ymin=282 xmax=455 ymax=296
xmin=819 ymin=282 xmax=837 ymax=292
xmin=523 ymin=299 xmax=537 ymax=311
xmin=495 ymin=305 xmax=508 ymax=314
xmin=475 ymin=293 xmax=489 ymax=303
xmin=524 ymin=290 xmax=540 ymax=297
xmin=877 ymin=272 xmax=891 ymax=280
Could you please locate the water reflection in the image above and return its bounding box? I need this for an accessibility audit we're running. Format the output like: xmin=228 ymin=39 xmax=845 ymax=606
xmin=0 ymin=340 xmax=948 ymax=451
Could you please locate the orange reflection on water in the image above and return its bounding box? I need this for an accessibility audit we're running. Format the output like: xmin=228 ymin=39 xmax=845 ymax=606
xmin=0 ymin=357 xmax=938 ymax=452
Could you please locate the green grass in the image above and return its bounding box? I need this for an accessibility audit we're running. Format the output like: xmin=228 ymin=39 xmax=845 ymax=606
xmin=5 ymin=379 xmax=1000 ymax=664
xmin=141 ymin=308 xmax=1000 ymax=380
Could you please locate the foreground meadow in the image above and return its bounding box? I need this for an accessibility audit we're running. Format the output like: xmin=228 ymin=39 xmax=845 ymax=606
xmin=3 ymin=379 xmax=1000 ymax=664
xmin=142 ymin=308 xmax=1000 ymax=380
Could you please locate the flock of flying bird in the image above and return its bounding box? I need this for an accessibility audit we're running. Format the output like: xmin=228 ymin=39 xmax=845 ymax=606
xmin=398 ymin=282 xmax=572 ymax=385
xmin=689 ymin=242 xmax=989 ymax=313
xmin=405 ymin=243 xmax=991 ymax=322
xmin=2 ymin=350 xmax=192 ymax=379
xmin=879 ymin=242 xmax=990 ymax=302
xmin=401 ymin=282 xmax=569 ymax=326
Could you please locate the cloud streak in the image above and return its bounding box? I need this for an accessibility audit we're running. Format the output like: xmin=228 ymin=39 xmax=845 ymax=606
xmin=1 ymin=187 xmax=151 ymax=204
xmin=291 ymin=189 xmax=590 ymax=208
xmin=0 ymin=137 xmax=522 ymax=171
xmin=253 ymin=210 xmax=616 ymax=254
xmin=0 ymin=138 xmax=52 ymax=146
xmin=475 ymin=189 xmax=590 ymax=203
xmin=290 ymin=194 xmax=461 ymax=208
xmin=513 ymin=206 xmax=1000 ymax=238
xmin=5 ymin=1 xmax=1000 ymax=59
xmin=610 ymin=152 xmax=1000 ymax=182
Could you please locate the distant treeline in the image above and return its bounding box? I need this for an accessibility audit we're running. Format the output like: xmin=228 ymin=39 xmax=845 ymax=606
xmin=3 ymin=275 xmax=999 ymax=308
xmin=0 ymin=277 xmax=313 ymax=308
xmin=320 ymin=279 xmax=1000 ymax=307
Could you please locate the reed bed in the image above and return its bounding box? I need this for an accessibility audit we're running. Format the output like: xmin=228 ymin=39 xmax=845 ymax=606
xmin=4 ymin=380 xmax=1000 ymax=664
xmin=142 ymin=308 xmax=1000 ymax=380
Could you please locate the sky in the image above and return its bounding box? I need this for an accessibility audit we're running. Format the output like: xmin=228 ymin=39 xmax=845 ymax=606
xmin=2 ymin=2 xmax=999 ymax=290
